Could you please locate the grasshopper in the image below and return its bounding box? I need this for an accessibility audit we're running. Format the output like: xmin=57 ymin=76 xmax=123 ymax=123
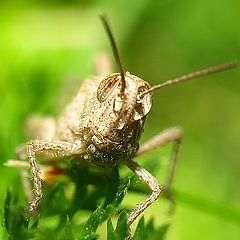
xmin=5 ymin=14 xmax=240 ymax=237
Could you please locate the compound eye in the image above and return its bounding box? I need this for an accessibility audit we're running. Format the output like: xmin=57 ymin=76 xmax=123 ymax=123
xmin=97 ymin=74 xmax=120 ymax=102
xmin=133 ymin=86 xmax=152 ymax=120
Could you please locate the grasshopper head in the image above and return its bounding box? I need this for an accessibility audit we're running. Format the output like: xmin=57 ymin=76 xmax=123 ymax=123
xmin=95 ymin=72 xmax=152 ymax=143
xmin=97 ymin=72 xmax=152 ymax=122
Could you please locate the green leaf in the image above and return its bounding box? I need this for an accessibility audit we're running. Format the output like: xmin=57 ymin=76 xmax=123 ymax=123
xmin=3 ymin=189 xmax=11 ymax=231
xmin=29 ymin=215 xmax=40 ymax=230
xmin=85 ymin=207 xmax=105 ymax=232
xmin=104 ymin=167 xmax=120 ymax=206
xmin=107 ymin=218 xmax=117 ymax=240
xmin=112 ymin=177 xmax=131 ymax=208
xmin=107 ymin=210 xmax=128 ymax=240
xmin=79 ymin=206 xmax=106 ymax=239
xmin=115 ymin=210 xmax=128 ymax=238
xmin=132 ymin=216 xmax=145 ymax=240
xmin=132 ymin=217 xmax=169 ymax=240
xmin=64 ymin=215 xmax=74 ymax=240
xmin=3 ymin=189 xmax=34 ymax=240
xmin=149 ymin=224 xmax=169 ymax=240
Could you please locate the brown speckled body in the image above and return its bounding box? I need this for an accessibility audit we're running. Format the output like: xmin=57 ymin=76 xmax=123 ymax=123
xmin=56 ymin=72 xmax=152 ymax=166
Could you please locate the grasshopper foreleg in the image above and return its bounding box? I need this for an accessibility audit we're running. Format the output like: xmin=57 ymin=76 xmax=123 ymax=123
xmin=26 ymin=140 xmax=77 ymax=212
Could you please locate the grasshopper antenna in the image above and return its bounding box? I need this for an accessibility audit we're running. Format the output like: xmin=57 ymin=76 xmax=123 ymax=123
xmin=140 ymin=61 xmax=240 ymax=98
xmin=100 ymin=14 xmax=126 ymax=94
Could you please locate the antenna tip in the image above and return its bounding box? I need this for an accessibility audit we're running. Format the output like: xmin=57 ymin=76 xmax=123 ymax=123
xmin=99 ymin=12 xmax=108 ymax=25
xmin=99 ymin=13 xmax=126 ymax=93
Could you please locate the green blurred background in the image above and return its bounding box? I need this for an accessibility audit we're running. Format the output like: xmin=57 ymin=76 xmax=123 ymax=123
xmin=0 ymin=0 xmax=240 ymax=239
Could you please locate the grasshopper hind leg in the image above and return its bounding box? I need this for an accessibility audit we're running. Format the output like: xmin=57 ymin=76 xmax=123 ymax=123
xmin=137 ymin=127 xmax=182 ymax=213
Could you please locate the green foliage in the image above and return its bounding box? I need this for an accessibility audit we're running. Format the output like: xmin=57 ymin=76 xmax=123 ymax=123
xmin=107 ymin=210 xmax=128 ymax=240
xmin=132 ymin=217 xmax=169 ymax=240
xmin=2 ymin=167 xmax=170 ymax=240
xmin=3 ymin=189 xmax=32 ymax=240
